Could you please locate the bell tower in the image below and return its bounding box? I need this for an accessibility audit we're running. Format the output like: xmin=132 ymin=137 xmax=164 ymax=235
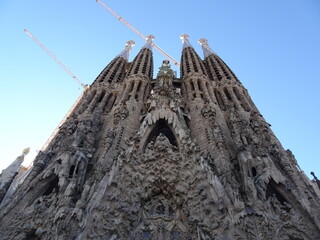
xmin=0 ymin=35 xmax=319 ymax=240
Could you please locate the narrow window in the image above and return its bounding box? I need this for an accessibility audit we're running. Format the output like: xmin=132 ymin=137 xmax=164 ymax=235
xmin=252 ymin=167 xmax=257 ymax=177
xmin=69 ymin=165 xmax=75 ymax=178
xmin=214 ymin=90 xmax=226 ymax=111
xmin=223 ymin=88 xmax=232 ymax=101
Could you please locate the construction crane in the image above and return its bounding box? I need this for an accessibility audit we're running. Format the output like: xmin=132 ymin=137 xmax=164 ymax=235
xmin=96 ymin=0 xmax=180 ymax=66
xmin=24 ymin=29 xmax=88 ymax=89
xmin=24 ymin=29 xmax=88 ymax=151
xmin=40 ymin=90 xmax=85 ymax=151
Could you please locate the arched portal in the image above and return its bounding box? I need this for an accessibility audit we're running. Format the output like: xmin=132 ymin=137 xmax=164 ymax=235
xmin=142 ymin=119 xmax=179 ymax=152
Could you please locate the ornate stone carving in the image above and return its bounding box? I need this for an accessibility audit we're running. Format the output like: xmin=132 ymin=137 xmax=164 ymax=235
xmin=113 ymin=102 xmax=129 ymax=126
xmin=1 ymin=41 xmax=319 ymax=240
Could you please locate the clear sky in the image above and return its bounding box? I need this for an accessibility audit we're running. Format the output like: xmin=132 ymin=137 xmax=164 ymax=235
xmin=0 ymin=0 xmax=319 ymax=178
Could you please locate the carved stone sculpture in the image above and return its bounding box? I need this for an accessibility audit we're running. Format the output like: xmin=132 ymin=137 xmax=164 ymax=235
xmin=1 ymin=37 xmax=319 ymax=239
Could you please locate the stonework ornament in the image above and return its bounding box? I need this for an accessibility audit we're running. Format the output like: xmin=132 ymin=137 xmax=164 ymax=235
xmin=1 ymin=38 xmax=319 ymax=239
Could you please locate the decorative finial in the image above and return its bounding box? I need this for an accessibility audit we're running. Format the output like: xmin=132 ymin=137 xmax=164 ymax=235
xmin=180 ymin=34 xmax=192 ymax=48
xmin=142 ymin=35 xmax=155 ymax=50
xmin=198 ymin=38 xmax=215 ymax=58
xmin=116 ymin=40 xmax=135 ymax=60
xmin=22 ymin=147 xmax=30 ymax=156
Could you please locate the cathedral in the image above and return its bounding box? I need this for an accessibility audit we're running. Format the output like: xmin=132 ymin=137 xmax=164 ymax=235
xmin=0 ymin=34 xmax=320 ymax=239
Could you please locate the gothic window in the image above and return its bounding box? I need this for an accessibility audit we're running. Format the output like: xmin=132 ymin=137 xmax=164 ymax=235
xmin=184 ymin=115 xmax=190 ymax=129
xmin=198 ymin=80 xmax=203 ymax=91
xmin=69 ymin=165 xmax=75 ymax=178
xmin=233 ymin=87 xmax=241 ymax=101
xmin=102 ymin=93 xmax=111 ymax=111
xmin=251 ymin=167 xmax=257 ymax=177
xmin=214 ymin=90 xmax=226 ymax=111
xmin=233 ymin=87 xmax=251 ymax=111
xmin=104 ymin=93 xmax=117 ymax=112
xmin=223 ymin=88 xmax=232 ymax=101
xmin=87 ymin=90 xmax=97 ymax=105
xmin=190 ymin=80 xmax=195 ymax=91
xmin=97 ymin=90 xmax=106 ymax=104
xmin=129 ymin=81 xmax=134 ymax=93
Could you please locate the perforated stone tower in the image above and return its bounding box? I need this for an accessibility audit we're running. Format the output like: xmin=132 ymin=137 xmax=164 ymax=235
xmin=1 ymin=35 xmax=320 ymax=239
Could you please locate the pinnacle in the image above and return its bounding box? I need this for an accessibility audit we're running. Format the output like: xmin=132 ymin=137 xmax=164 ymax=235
xmin=116 ymin=40 xmax=135 ymax=60
xmin=198 ymin=38 xmax=215 ymax=58
xmin=142 ymin=35 xmax=155 ymax=50
xmin=180 ymin=33 xmax=193 ymax=49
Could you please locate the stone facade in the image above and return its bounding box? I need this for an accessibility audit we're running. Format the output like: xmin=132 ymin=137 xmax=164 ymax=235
xmin=0 ymin=35 xmax=320 ymax=239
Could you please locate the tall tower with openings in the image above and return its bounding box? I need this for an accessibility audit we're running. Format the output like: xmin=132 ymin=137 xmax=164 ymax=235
xmin=0 ymin=34 xmax=320 ymax=240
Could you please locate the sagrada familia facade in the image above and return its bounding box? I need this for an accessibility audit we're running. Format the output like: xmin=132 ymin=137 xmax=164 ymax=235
xmin=0 ymin=34 xmax=320 ymax=239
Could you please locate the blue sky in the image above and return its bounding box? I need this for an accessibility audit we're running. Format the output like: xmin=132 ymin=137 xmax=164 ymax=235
xmin=0 ymin=0 xmax=319 ymax=178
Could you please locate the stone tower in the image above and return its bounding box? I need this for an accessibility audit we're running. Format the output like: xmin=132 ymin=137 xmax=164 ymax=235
xmin=1 ymin=34 xmax=320 ymax=239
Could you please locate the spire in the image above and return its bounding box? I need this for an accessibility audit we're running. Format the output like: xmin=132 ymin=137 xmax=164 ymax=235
xmin=180 ymin=34 xmax=192 ymax=49
xmin=199 ymin=39 xmax=240 ymax=82
xmin=142 ymin=35 xmax=155 ymax=50
xmin=0 ymin=148 xmax=30 ymax=203
xmin=198 ymin=38 xmax=215 ymax=58
xmin=126 ymin=35 xmax=154 ymax=79
xmin=180 ymin=34 xmax=207 ymax=78
xmin=116 ymin=40 xmax=135 ymax=61
xmin=92 ymin=40 xmax=133 ymax=85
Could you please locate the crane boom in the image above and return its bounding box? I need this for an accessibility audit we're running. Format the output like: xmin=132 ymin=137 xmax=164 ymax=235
xmin=96 ymin=0 xmax=180 ymax=66
xmin=24 ymin=29 xmax=87 ymax=89
xmin=40 ymin=90 xmax=85 ymax=151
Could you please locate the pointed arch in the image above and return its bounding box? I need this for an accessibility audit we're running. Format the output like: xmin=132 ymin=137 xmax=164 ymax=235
xmin=141 ymin=118 xmax=180 ymax=152
xmin=26 ymin=173 xmax=60 ymax=207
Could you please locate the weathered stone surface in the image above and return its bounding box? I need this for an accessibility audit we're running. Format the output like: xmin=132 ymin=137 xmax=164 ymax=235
xmin=0 ymin=40 xmax=319 ymax=240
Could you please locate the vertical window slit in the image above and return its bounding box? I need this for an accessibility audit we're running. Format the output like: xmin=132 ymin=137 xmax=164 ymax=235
xmin=214 ymin=90 xmax=226 ymax=111
xmin=97 ymin=91 xmax=106 ymax=104
xmin=224 ymin=88 xmax=232 ymax=101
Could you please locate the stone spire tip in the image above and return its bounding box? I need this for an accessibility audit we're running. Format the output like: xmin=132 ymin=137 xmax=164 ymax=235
xmin=180 ymin=33 xmax=192 ymax=48
xmin=198 ymin=38 xmax=215 ymax=58
xmin=116 ymin=40 xmax=135 ymax=60
xmin=142 ymin=35 xmax=155 ymax=50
